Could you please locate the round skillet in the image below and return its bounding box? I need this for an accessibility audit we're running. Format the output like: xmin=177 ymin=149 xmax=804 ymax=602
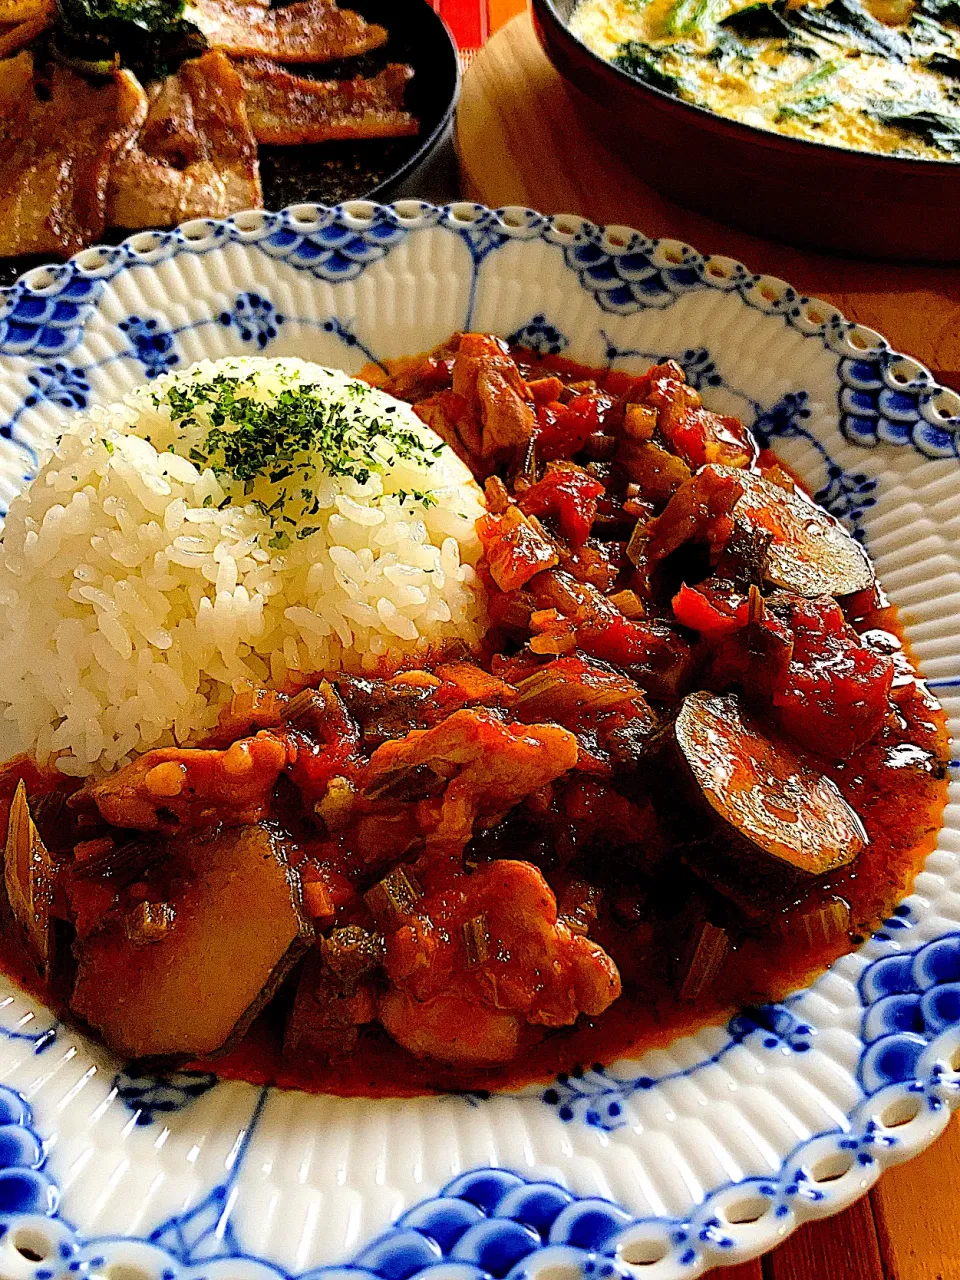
xmin=0 ymin=0 xmax=460 ymax=287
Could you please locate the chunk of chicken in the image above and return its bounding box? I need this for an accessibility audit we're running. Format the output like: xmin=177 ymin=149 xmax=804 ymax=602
xmin=379 ymin=860 xmax=622 ymax=1064
xmin=414 ymin=334 xmax=535 ymax=477
xmin=79 ymin=731 xmax=288 ymax=833
xmin=363 ymin=709 xmax=578 ymax=857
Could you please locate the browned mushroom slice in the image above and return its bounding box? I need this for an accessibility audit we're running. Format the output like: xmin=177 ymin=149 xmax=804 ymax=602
xmin=107 ymin=49 xmax=261 ymax=229
xmin=2 ymin=781 xmax=56 ymax=975
xmin=236 ymin=59 xmax=417 ymax=144
xmin=0 ymin=55 xmax=146 ymax=257
xmin=653 ymin=691 xmax=865 ymax=891
xmin=647 ymin=464 xmax=874 ymax=598
xmin=189 ymin=0 xmax=387 ymax=62
xmin=70 ymin=824 xmax=312 ymax=1062
xmin=284 ymin=946 xmax=377 ymax=1060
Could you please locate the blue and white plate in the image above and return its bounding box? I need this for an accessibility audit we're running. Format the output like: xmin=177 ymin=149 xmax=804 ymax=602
xmin=0 ymin=202 xmax=957 ymax=1280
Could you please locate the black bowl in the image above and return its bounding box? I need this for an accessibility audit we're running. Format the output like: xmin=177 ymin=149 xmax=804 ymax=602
xmin=533 ymin=0 xmax=960 ymax=262
xmin=0 ymin=0 xmax=460 ymax=287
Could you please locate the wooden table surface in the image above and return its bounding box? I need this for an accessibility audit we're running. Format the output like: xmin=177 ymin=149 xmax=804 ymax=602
xmin=455 ymin=10 xmax=960 ymax=1278
xmin=456 ymin=9 xmax=960 ymax=389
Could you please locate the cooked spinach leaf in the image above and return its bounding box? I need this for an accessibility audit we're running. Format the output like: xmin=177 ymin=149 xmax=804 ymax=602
xmin=776 ymin=93 xmax=834 ymax=119
xmin=719 ymin=2 xmax=793 ymax=39
xmin=787 ymin=0 xmax=910 ymax=60
xmin=871 ymin=102 xmax=960 ymax=151
xmin=706 ymin=28 xmax=758 ymax=64
xmin=915 ymin=0 xmax=960 ymax=25
xmin=614 ymin=40 xmax=685 ymax=94
xmin=925 ymin=51 xmax=960 ymax=76
xmin=52 ymin=0 xmax=206 ymax=78
xmin=791 ymin=58 xmax=840 ymax=91
xmin=662 ymin=0 xmax=713 ymax=35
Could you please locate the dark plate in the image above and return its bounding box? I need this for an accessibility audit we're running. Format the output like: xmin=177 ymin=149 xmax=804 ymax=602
xmin=0 ymin=0 xmax=460 ymax=287
xmin=533 ymin=0 xmax=960 ymax=262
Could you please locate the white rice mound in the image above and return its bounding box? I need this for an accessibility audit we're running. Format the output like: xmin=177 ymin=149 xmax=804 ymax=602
xmin=0 ymin=357 xmax=487 ymax=776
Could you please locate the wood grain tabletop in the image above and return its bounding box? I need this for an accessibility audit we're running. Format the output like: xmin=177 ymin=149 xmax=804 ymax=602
xmin=454 ymin=8 xmax=960 ymax=1277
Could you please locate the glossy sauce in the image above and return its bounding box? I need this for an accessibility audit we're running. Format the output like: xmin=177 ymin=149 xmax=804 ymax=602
xmin=201 ymin=605 xmax=948 ymax=1096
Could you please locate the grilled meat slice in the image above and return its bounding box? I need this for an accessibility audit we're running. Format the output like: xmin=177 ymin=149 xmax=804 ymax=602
xmin=0 ymin=14 xmax=50 ymax=55
xmin=0 ymin=0 xmax=51 ymax=22
xmin=107 ymin=49 xmax=261 ymax=227
xmin=0 ymin=54 xmax=147 ymax=257
xmin=237 ymin=59 xmax=417 ymax=144
xmin=189 ymin=0 xmax=387 ymax=62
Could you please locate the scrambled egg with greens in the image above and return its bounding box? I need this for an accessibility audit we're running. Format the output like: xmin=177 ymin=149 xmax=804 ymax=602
xmin=570 ymin=0 xmax=960 ymax=158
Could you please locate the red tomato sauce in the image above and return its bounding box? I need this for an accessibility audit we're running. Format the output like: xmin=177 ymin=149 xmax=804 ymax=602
xmin=0 ymin=343 xmax=949 ymax=1099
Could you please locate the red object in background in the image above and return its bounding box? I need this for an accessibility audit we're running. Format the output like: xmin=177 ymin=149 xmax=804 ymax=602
xmin=428 ymin=0 xmax=489 ymax=50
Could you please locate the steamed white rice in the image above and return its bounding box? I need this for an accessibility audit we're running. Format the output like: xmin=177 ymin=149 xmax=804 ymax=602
xmin=0 ymin=357 xmax=487 ymax=776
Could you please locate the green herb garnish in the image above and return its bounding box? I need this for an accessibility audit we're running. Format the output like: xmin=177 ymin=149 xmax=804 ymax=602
xmin=155 ymin=370 xmax=440 ymax=540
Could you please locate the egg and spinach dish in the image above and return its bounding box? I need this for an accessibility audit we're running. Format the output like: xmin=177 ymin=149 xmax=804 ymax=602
xmin=569 ymin=0 xmax=960 ymax=158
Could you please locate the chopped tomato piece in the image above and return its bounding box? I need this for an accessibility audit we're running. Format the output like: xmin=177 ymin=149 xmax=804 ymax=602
xmin=518 ymin=464 xmax=605 ymax=546
xmin=772 ymin=596 xmax=894 ymax=759
xmin=477 ymin=506 xmax=559 ymax=591
xmin=534 ymin=392 xmax=613 ymax=461
xmin=647 ymin=364 xmax=758 ymax=470
xmin=672 ymin=583 xmax=750 ymax=637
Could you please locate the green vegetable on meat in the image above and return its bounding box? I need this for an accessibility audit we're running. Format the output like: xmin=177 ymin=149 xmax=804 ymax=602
xmin=51 ymin=0 xmax=207 ymax=78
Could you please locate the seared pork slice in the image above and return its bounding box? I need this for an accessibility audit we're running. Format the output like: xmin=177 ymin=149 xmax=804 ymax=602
xmin=0 ymin=15 xmax=50 ymax=55
xmin=0 ymin=0 xmax=51 ymax=23
xmin=237 ymin=59 xmax=417 ymax=144
xmin=189 ymin=0 xmax=387 ymax=62
xmin=107 ymin=49 xmax=261 ymax=227
xmin=0 ymin=54 xmax=146 ymax=257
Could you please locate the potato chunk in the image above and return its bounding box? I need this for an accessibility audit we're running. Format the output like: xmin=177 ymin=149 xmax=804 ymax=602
xmin=71 ymin=824 xmax=311 ymax=1061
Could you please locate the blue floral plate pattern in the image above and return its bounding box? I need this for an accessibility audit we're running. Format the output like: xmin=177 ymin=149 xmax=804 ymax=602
xmin=0 ymin=202 xmax=957 ymax=1280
